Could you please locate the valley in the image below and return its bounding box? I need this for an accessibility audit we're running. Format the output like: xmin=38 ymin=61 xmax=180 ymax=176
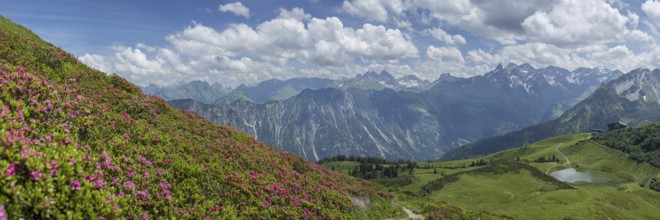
xmin=321 ymin=132 xmax=660 ymax=219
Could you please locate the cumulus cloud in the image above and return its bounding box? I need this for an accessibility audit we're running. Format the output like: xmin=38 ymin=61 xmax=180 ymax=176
xmin=415 ymin=39 xmax=660 ymax=80
xmin=166 ymin=14 xmax=417 ymax=62
xmin=426 ymin=46 xmax=464 ymax=63
xmin=343 ymin=0 xmax=552 ymax=44
xmin=80 ymin=8 xmax=418 ymax=86
xmin=277 ymin=7 xmax=312 ymax=21
xmin=80 ymin=2 xmax=659 ymax=87
xmin=79 ymin=54 xmax=111 ymax=73
xmin=342 ymin=0 xmax=406 ymax=22
xmin=521 ymin=0 xmax=635 ymax=46
xmin=643 ymin=0 xmax=660 ymax=26
xmin=417 ymin=46 xmax=468 ymax=77
xmin=343 ymin=0 xmax=652 ymax=46
xmin=218 ymin=2 xmax=250 ymax=18
xmin=460 ymin=42 xmax=660 ymax=74
xmin=422 ymin=28 xmax=466 ymax=45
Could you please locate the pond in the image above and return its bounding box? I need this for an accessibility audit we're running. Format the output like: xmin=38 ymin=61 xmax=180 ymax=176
xmin=550 ymin=168 xmax=624 ymax=184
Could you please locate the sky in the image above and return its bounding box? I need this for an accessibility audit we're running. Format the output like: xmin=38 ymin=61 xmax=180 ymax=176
xmin=1 ymin=0 xmax=659 ymax=87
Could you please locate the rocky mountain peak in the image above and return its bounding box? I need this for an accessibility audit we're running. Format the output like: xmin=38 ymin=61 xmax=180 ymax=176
xmin=379 ymin=70 xmax=395 ymax=79
xmin=504 ymin=63 xmax=519 ymax=70
xmin=519 ymin=63 xmax=535 ymax=70
xmin=398 ymin=74 xmax=429 ymax=88
xmin=606 ymin=68 xmax=660 ymax=103
xmin=436 ymin=73 xmax=460 ymax=83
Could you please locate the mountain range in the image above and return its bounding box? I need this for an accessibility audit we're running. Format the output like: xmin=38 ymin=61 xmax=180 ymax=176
xmin=169 ymin=63 xmax=622 ymax=161
xmin=443 ymin=68 xmax=660 ymax=160
xmin=142 ymin=80 xmax=231 ymax=104
xmin=142 ymin=70 xmax=432 ymax=105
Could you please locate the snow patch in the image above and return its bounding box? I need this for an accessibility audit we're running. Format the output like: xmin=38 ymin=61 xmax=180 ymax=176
xmin=566 ymin=72 xmax=581 ymax=84
xmin=398 ymin=79 xmax=419 ymax=87
xmin=361 ymin=124 xmax=386 ymax=158
xmin=544 ymin=74 xmax=557 ymax=86
xmin=309 ymin=122 xmax=320 ymax=161
xmin=241 ymin=118 xmax=258 ymax=140
xmin=614 ymin=80 xmax=635 ymax=94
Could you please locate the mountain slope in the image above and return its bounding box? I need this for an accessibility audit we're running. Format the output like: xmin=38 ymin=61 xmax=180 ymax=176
xmin=0 ymin=16 xmax=400 ymax=219
xmin=219 ymin=72 xmax=431 ymax=105
xmin=226 ymin=77 xmax=335 ymax=104
xmin=443 ymin=68 xmax=660 ymax=160
xmin=141 ymin=80 xmax=230 ymax=104
xmin=594 ymin=123 xmax=660 ymax=169
xmin=426 ymin=63 xmax=621 ymax=121
xmin=170 ymin=88 xmax=447 ymax=161
xmin=345 ymin=70 xmax=431 ymax=91
xmin=171 ymin=64 xmax=618 ymax=161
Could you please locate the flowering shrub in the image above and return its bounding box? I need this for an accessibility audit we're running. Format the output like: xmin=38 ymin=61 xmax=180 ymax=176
xmin=0 ymin=16 xmax=396 ymax=219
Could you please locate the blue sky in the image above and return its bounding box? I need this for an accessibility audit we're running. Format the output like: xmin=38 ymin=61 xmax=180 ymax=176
xmin=1 ymin=0 xmax=659 ymax=87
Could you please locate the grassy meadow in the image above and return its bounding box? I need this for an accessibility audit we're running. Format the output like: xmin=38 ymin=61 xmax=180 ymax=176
xmin=322 ymin=133 xmax=660 ymax=219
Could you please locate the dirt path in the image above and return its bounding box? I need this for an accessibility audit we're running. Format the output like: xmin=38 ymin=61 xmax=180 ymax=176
xmin=504 ymin=191 xmax=515 ymax=199
xmin=546 ymin=144 xmax=569 ymax=174
xmin=555 ymin=144 xmax=569 ymax=164
xmin=387 ymin=202 xmax=424 ymax=220
xmin=545 ymin=163 xmax=556 ymax=174
xmin=401 ymin=206 xmax=424 ymax=219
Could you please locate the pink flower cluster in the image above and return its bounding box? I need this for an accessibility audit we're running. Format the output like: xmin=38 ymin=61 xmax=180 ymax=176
xmin=70 ymin=179 xmax=81 ymax=191
xmin=4 ymin=164 xmax=19 ymax=176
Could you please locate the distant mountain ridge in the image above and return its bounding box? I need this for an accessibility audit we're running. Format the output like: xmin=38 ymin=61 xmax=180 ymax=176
xmin=350 ymin=70 xmax=432 ymax=90
xmin=442 ymin=68 xmax=660 ymax=161
xmin=143 ymin=70 xmax=433 ymax=104
xmin=142 ymin=80 xmax=230 ymax=104
xmin=225 ymin=77 xmax=336 ymax=104
xmin=170 ymin=64 xmax=621 ymax=161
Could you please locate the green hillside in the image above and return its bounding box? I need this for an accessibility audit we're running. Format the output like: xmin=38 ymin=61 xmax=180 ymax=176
xmin=594 ymin=123 xmax=660 ymax=168
xmin=323 ymin=133 xmax=660 ymax=219
xmin=0 ymin=16 xmax=402 ymax=219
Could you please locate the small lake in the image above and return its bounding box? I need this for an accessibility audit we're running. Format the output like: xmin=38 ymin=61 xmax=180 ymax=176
xmin=550 ymin=168 xmax=624 ymax=184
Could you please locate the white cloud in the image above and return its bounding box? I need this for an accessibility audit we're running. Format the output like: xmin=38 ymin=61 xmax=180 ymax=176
xmin=521 ymin=0 xmax=634 ymax=46
xmin=79 ymin=2 xmax=659 ymax=87
xmin=626 ymin=29 xmax=654 ymax=42
xmin=460 ymin=42 xmax=660 ymax=75
xmin=277 ymin=7 xmax=312 ymax=21
xmin=607 ymin=0 xmax=629 ymax=9
xmin=418 ymin=46 xmax=471 ymax=78
xmin=166 ymin=15 xmax=418 ymax=63
xmin=343 ymin=23 xmax=418 ymax=59
xmin=218 ymin=2 xmax=250 ymax=19
xmin=343 ymin=0 xmax=653 ymax=46
xmin=165 ymin=23 xmax=252 ymax=57
xmin=342 ymin=0 xmax=553 ymax=44
xmin=79 ymin=53 xmax=111 ymax=73
xmin=422 ymin=28 xmax=466 ymax=45
xmin=80 ymin=8 xmax=418 ymax=86
xmin=342 ymin=0 xmax=406 ymax=22
xmin=426 ymin=46 xmax=464 ymax=63
xmin=627 ymin=11 xmax=640 ymax=28
xmin=643 ymin=0 xmax=660 ymax=26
